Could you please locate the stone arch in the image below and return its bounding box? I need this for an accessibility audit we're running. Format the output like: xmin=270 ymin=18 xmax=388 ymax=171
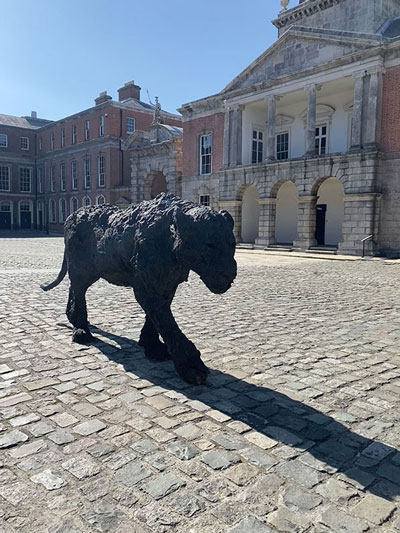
xmin=275 ymin=181 xmax=299 ymax=244
xmin=144 ymin=171 xmax=167 ymax=200
xmin=0 ymin=200 xmax=13 ymax=230
xmin=314 ymin=177 xmax=344 ymax=246
xmin=96 ymin=194 xmax=106 ymax=205
xmin=19 ymin=200 xmax=33 ymax=229
xmin=240 ymin=185 xmax=260 ymax=243
xmin=70 ymin=197 xmax=79 ymax=213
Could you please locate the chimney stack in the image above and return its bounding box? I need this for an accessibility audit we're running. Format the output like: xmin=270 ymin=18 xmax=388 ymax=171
xmin=118 ymin=80 xmax=141 ymax=102
xmin=95 ymin=91 xmax=112 ymax=106
xmin=31 ymin=111 xmax=37 ymax=118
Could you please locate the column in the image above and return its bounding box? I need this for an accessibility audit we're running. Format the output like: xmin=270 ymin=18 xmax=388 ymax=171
xmin=223 ymin=106 xmax=231 ymax=168
xmin=218 ymin=200 xmax=242 ymax=242
xmin=364 ymin=70 xmax=383 ymax=151
xmin=305 ymin=84 xmax=317 ymax=156
xmin=266 ymin=96 xmax=277 ymax=161
xmin=350 ymin=72 xmax=365 ymax=151
xmin=255 ymin=199 xmax=277 ymax=247
xmin=337 ymin=193 xmax=381 ymax=256
xmin=293 ymin=195 xmax=318 ymax=249
xmin=231 ymin=105 xmax=243 ymax=167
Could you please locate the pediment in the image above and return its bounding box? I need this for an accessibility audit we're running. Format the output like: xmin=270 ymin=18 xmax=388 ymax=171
xmin=223 ymin=29 xmax=379 ymax=93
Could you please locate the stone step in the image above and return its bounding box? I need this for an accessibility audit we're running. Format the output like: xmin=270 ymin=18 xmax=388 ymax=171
xmin=236 ymin=243 xmax=255 ymax=250
xmin=306 ymin=247 xmax=337 ymax=255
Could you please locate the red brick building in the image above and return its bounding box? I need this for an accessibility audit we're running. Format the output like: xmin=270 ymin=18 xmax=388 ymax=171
xmin=0 ymin=81 xmax=182 ymax=231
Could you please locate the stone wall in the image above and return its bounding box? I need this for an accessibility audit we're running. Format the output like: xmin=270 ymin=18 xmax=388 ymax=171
xmin=276 ymin=0 xmax=400 ymax=36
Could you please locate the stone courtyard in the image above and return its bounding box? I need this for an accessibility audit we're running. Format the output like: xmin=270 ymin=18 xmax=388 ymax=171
xmin=0 ymin=234 xmax=400 ymax=532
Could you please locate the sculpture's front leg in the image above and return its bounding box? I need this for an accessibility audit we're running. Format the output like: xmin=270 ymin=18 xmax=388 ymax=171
xmin=134 ymin=285 xmax=209 ymax=385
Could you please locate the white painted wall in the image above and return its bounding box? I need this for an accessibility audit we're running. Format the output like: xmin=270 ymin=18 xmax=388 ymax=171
xmin=242 ymin=104 xmax=266 ymax=165
xmin=275 ymin=181 xmax=299 ymax=244
xmin=317 ymin=177 xmax=344 ymax=245
xmin=241 ymin=185 xmax=260 ymax=243
xmin=240 ymin=85 xmax=354 ymax=164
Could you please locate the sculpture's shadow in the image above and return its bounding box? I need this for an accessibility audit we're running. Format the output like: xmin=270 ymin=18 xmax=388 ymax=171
xmin=84 ymin=325 xmax=399 ymax=502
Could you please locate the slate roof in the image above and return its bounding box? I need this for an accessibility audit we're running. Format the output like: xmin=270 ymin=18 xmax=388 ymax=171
xmin=120 ymin=98 xmax=181 ymax=119
xmin=0 ymin=114 xmax=52 ymax=129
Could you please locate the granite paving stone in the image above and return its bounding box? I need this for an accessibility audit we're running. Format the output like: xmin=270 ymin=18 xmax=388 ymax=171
xmin=1 ymin=237 xmax=400 ymax=532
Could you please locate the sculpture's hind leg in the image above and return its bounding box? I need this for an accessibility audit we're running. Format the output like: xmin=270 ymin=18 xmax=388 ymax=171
xmin=139 ymin=316 xmax=171 ymax=361
xmin=67 ymin=280 xmax=97 ymax=344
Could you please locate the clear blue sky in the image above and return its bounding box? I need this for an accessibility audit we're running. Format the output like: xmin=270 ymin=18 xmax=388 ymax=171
xmin=0 ymin=0 xmax=282 ymax=120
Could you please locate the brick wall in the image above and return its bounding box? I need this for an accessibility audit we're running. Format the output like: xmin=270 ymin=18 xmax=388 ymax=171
xmin=381 ymin=66 xmax=400 ymax=153
xmin=182 ymin=113 xmax=224 ymax=177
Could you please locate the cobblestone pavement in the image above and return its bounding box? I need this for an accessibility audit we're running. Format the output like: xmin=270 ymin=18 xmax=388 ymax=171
xmin=1 ymin=234 xmax=400 ymax=532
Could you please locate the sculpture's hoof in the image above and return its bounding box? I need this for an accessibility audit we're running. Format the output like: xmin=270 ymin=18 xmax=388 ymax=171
xmin=144 ymin=342 xmax=171 ymax=362
xmin=175 ymin=358 xmax=210 ymax=386
xmin=72 ymin=328 xmax=94 ymax=344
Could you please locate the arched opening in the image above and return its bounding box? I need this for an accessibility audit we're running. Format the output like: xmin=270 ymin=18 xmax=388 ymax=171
xmin=19 ymin=202 xmax=32 ymax=229
xmin=275 ymin=181 xmax=298 ymax=244
xmin=241 ymin=185 xmax=260 ymax=243
xmin=315 ymin=177 xmax=344 ymax=246
xmin=150 ymin=171 xmax=167 ymax=199
xmin=0 ymin=201 xmax=12 ymax=230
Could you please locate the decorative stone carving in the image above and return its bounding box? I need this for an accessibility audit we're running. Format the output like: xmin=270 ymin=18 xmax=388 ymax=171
xmin=280 ymin=0 xmax=289 ymax=12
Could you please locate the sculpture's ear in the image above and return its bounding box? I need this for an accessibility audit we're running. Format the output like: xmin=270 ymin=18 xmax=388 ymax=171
xmin=220 ymin=210 xmax=234 ymax=230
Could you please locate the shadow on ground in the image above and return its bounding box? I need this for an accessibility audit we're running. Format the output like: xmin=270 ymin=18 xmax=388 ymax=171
xmin=59 ymin=322 xmax=400 ymax=502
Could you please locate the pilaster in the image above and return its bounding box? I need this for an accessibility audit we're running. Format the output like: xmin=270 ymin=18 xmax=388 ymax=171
xmin=255 ymin=198 xmax=277 ymax=247
xmin=293 ymin=195 xmax=318 ymax=249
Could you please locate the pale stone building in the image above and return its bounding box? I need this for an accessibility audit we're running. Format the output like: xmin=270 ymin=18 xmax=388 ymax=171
xmin=128 ymin=99 xmax=183 ymax=204
xmin=179 ymin=0 xmax=400 ymax=256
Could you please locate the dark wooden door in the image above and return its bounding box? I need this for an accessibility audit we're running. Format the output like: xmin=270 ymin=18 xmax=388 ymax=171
xmin=315 ymin=204 xmax=327 ymax=246
xmin=0 ymin=212 xmax=11 ymax=230
xmin=20 ymin=212 xmax=31 ymax=229
xmin=38 ymin=211 xmax=43 ymax=231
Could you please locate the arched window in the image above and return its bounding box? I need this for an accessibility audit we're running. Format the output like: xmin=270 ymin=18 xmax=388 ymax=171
xmin=50 ymin=200 xmax=56 ymax=223
xmin=59 ymin=198 xmax=67 ymax=223
xmin=0 ymin=201 xmax=11 ymax=212
xmin=96 ymin=195 xmax=105 ymax=205
xmin=98 ymin=155 xmax=105 ymax=187
xmin=83 ymin=196 xmax=91 ymax=207
xmin=70 ymin=197 xmax=78 ymax=213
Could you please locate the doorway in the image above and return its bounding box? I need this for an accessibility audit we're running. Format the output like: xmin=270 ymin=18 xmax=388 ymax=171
xmin=315 ymin=204 xmax=327 ymax=245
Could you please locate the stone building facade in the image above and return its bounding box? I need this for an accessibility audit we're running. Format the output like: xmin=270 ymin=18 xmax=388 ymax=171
xmin=179 ymin=0 xmax=400 ymax=256
xmin=0 ymin=81 xmax=182 ymax=231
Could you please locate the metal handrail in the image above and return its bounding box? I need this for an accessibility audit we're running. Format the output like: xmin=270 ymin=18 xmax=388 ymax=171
xmin=361 ymin=234 xmax=373 ymax=258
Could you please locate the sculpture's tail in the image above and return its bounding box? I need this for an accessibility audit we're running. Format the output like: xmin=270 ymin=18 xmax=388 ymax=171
xmin=41 ymin=254 xmax=67 ymax=291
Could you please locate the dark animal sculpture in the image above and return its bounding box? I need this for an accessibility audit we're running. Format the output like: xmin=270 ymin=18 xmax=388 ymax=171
xmin=41 ymin=194 xmax=237 ymax=385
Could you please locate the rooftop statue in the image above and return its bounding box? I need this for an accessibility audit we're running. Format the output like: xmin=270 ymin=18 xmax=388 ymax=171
xmin=41 ymin=194 xmax=237 ymax=385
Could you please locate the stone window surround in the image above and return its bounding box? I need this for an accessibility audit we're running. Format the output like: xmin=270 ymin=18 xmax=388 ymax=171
xmin=98 ymin=154 xmax=105 ymax=187
xmin=0 ymin=166 xmax=10 ymax=191
xmin=19 ymin=167 xmax=32 ymax=193
xmin=20 ymin=136 xmax=29 ymax=150
xmin=0 ymin=133 xmax=8 ymax=147
xmin=59 ymin=198 xmax=67 ymax=223
xmin=199 ymin=132 xmax=213 ymax=176
xmin=49 ymin=199 xmax=56 ymax=223
xmin=71 ymin=160 xmax=78 ymax=190
xmin=70 ymin=197 xmax=78 ymax=213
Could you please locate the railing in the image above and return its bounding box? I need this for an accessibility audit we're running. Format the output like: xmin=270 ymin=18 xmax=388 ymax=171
xmin=361 ymin=235 xmax=373 ymax=258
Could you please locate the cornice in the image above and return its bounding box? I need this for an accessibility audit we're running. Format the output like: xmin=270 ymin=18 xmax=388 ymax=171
xmin=272 ymin=0 xmax=345 ymax=30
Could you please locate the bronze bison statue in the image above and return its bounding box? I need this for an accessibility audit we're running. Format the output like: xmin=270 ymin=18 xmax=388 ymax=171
xmin=41 ymin=194 xmax=237 ymax=385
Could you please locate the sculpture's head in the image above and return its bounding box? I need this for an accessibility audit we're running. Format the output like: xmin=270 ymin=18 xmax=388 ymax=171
xmin=172 ymin=206 xmax=237 ymax=294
